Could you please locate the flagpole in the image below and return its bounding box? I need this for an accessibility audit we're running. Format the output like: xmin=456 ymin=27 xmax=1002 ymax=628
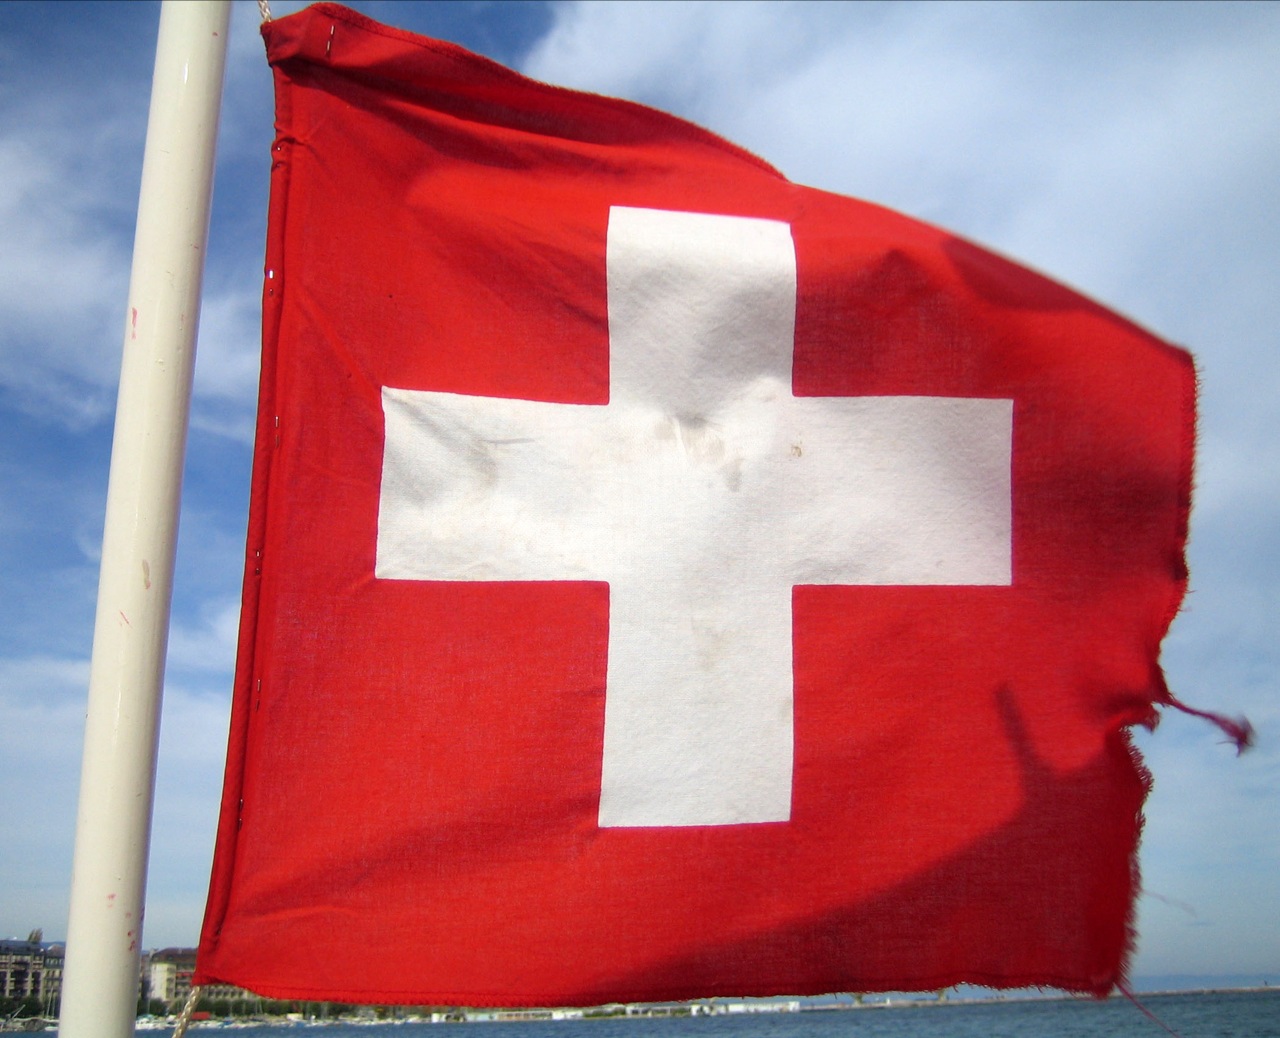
xmin=59 ymin=3 xmax=230 ymax=1036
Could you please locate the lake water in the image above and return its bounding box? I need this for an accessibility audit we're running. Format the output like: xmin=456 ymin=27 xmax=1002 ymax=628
xmin=102 ymin=989 xmax=1280 ymax=1038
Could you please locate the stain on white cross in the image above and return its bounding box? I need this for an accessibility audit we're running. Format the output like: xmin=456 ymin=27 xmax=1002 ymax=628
xmin=377 ymin=207 xmax=1012 ymax=828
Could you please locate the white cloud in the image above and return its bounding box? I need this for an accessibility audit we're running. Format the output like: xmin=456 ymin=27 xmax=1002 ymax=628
xmin=191 ymin=286 xmax=261 ymax=443
xmin=166 ymin=599 xmax=241 ymax=676
xmin=0 ymin=129 xmax=131 ymax=424
xmin=0 ymin=655 xmax=90 ymax=702
xmin=0 ymin=654 xmax=231 ymax=947
xmin=0 ymin=675 xmax=87 ymax=941
xmin=0 ymin=0 xmax=274 ymax=438
xmin=0 ymin=15 xmax=154 ymax=413
xmin=525 ymin=1 xmax=842 ymax=122
xmin=145 ymin=684 xmax=234 ymax=948
xmin=525 ymin=2 xmax=1280 ymax=317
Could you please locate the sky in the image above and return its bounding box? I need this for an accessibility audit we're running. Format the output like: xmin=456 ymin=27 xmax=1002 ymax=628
xmin=0 ymin=0 xmax=1276 ymax=989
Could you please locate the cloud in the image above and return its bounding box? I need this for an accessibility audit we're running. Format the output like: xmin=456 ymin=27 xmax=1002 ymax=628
xmin=0 ymin=666 xmax=233 ymax=948
xmin=145 ymin=683 xmax=235 ymax=949
xmin=0 ymin=655 xmax=90 ymax=702
xmin=0 ymin=127 xmax=133 ymax=425
xmin=0 ymin=0 xmax=278 ymax=439
xmin=166 ymin=599 xmax=241 ymax=677
xmin=524 ymin=2 xmax=1280 ymax=304
xmin=0 ymin=2 xmax=157 ymax=427
xmin=0 ymin=669 xmax=88 ymax=940
xmin=191 ymin=286 xmax=262 ymax=444
xmin=524 ymin=1 xmax=839 ymax=119
xmin=0 ymin=645 xmax=234 ymax=935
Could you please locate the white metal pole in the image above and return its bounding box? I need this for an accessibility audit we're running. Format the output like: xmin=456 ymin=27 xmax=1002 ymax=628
xmin=59 ymin=3 xmax=231 ymax=1036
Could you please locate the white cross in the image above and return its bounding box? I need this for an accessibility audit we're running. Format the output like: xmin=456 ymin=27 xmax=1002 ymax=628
xmin=377 ymin=207 xmax=1011 ymax=828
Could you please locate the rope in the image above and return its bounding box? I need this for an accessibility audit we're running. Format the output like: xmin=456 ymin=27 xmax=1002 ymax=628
xmin=1117 ymin=983 xmax=1185 ymax=1038
xmin=171 ymin=985 xmax=204 ymax=1038
xmin=258 ymin=0 xmax=272 ymax=22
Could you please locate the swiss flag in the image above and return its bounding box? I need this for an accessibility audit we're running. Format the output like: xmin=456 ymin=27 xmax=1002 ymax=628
xmin=196 ymin=2 xmax=1194 ymax=1005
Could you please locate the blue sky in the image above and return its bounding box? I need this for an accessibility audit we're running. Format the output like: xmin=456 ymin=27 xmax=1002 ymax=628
xmin=0 ymin=0 xmax=1276 ymax=987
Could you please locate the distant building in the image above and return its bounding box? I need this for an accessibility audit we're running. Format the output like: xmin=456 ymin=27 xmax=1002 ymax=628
xmin=142 ymin=948 xmax=255 ymax=1008
xmin=144 ymin=948 xmax=198 ymax=1006
xmin=3 ymin=934 xmax=258 ymax=1016
xmin=0 ymin=931 xmax=63 ymax=1010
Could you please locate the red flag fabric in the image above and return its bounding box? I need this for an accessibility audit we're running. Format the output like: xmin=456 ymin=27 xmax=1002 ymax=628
xmin=195 ymin=2 xmax=1194 ymax=1005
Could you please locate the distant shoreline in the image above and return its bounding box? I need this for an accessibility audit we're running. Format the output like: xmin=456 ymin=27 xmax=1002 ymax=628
xmin=5 ymin=983 xmax=1272 ymax=1032
xmin=113 ymin=987 xmax=1280 ymax=1031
